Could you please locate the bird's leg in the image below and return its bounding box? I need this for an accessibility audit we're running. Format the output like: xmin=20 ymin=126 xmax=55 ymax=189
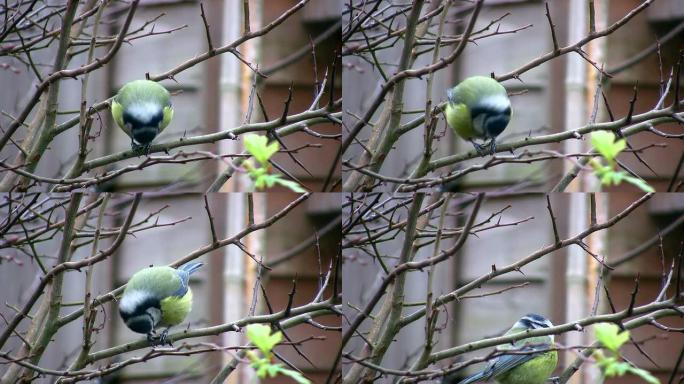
xmin=146 ymin=329 xmax=172 ymax=346
xmin=488 ymin=138 xmax=497 ymax=155
xmin=158 ymin=328 xmax=172 ymax=346
xmin=131 ymin=142 xmax=146 ymax=156
xmin=469 ymin=140 xmax=489 ymax=157
xmin=547 ymin=376 xmax=560 ymax=383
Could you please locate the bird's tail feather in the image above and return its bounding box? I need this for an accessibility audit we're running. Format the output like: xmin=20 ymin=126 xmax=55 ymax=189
xmin=179 ymin=262 xmax=203 ymax=275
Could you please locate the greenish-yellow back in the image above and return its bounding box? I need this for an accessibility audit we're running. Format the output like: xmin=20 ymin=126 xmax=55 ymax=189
xmin=124 ymin=266 xmax=182 ymax=299
xmin=114 ymin=80 xmax=171 ymax=108
xmin=495 ymin=350 xmax=558 ymax=384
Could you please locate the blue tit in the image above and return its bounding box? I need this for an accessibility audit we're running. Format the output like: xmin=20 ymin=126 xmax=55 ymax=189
xmin=118 ymin=262 xmax=202 ymax=344
xmin=453 ymin=314 xmax=558 ymax=384
xmin=110 ymin=79 xmax=174 ymax=152
xmin=445 ymin=76 xmax=511 ymax=155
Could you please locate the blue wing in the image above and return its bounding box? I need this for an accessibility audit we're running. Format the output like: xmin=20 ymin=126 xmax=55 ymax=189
xmin=172 ymin=262 xmax=203 ymax=297
xmin=457 ymin=345 xmax=546 ymax=384
xmin=456 ymin=370 xmax=488 ymax=384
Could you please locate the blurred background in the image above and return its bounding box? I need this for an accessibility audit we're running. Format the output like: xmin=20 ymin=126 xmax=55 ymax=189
xmin=0 ymin=192 xmax=341 ymax=383
xmin=343 ymin=192 xmax=684 ymax=383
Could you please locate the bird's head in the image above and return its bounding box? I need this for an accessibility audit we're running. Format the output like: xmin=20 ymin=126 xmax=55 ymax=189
xmin=119 ymin=290 xmax=162 ymax=335
xmin=510 ymin=313 xmax=554 ymax=342
xmin=122 ymin=102 xmax=165 ymax=145
xmin=471 ymin=95 xmax=511 ymax=138
xmin=517 ymin=313 xmax=553 ymax=329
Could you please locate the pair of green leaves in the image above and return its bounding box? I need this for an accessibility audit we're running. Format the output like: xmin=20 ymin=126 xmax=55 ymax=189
xmin=593 ymin=323 xmax=660 ymax=383
xmin=245 ymin=324 xmax=311 ymax=384
xmin=589 ymin=131 xmax=654 ymax=193
xmin=243 ymin=134 xmax=306 ymax=193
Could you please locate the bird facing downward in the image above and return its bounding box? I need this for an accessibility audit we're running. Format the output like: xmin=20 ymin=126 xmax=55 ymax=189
xmin=450 ymin=313 xmax=558 ymax=384
xmin=444 ymin=76 xmax=511 ymax=155
xmin=118 ymin=262 xmax=202 ymax=344
xmin=111 ymin=79 xmax=174 ymax=152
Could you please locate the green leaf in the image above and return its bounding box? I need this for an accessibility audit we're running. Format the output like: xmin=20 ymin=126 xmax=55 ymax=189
xmin=242 ymin=160 xmax=256 ymax=172
xmin=604 ymin=361 xmax=631 ymax=377
xmin=244 ymin=134 xmax=279 ymax=166
xmin=257 ymin=365 xmax=270 ymax=378
xmin=593 ymin=350 xmax=607 ymax=363
xmin=595 ymin=165 xmax=612 ymax=176
xmin=593 ymin=166 xmax=655 ymax=193
xmin=280 ymin=368 xmax=312 ymax=384
xmin=245 ymin=328 xmax=310 ymax=383
xmin=267 ymin=363 xmax=282 ymax=378
xmin=627 ymin=366 xmax=661 ymax=384
xmin=623 ymin=175 xmax=655 ymax=193
xmin=243 ymin=137 xmax=306 ymax=192
xmin=253 ymin=174 xmax=280 ymax=190
xmin=588 ymin=158 xmax=603 ymax=172
xmin=245 ymin=324 xmax=283 ymax=356
xmin=262 ymin=174 xmax=281 ymax=189
xmin=594 ymin=323 xmax=630 ymax=353
xmin=273 ymin=178 xmax=307 ymax=193
xmin=252 ymin=173 xmax=306 ymax=193
xmin=594 ymin=324 xmax=660 ymax=383
xmin=253 ymin=175 xmax=268 ymax=190
xmin=591 ymin=131 xmax=626 ymax=162
xmin=248 ymin=167 xmax=267 ymax=179
xmin=610 ymin=171 xmax=625 ymax=186
xmin=600 ymin=172 xmax=610 ymax=185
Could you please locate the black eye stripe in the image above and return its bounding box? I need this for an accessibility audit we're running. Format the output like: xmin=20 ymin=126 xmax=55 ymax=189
xmin=123 ymin=110 xmax=164 ymax=127
xmin=470 ymin=106 xmax=489 ymax=118
xmin=471 ymin=105 xmax=510 ymax=118
xmin=120 ymin=296 xmax=161 ymax=319
xmin=151 ymin=111 xmax=163 ymax=125
xmin=520 ymin=315 xmax=550 ymax=329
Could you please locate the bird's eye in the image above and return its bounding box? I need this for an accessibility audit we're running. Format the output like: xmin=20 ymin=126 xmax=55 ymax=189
xmin=504 ymin=106 xmax=511 ymax=115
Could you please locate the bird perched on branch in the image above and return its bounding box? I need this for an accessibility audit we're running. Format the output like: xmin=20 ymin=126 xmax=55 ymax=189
xmin=445 ymin=313 xmax=558 ymax=384
xmin=111 ymin=79 xmax=174 ymax=153
xmin=118 ymin=262 xmax=202 ymax=345
xmin=445 ymin=76 xmax=512 ymax=155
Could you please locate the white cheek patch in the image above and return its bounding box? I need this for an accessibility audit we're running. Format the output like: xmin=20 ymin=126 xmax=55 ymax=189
xmin=127 ymin=102 xmax=161 ymax=124
xmin=119 ymin=290 xmax=149 ymax=314
xmin=479 ymin=95 xmax=510 ymax=112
